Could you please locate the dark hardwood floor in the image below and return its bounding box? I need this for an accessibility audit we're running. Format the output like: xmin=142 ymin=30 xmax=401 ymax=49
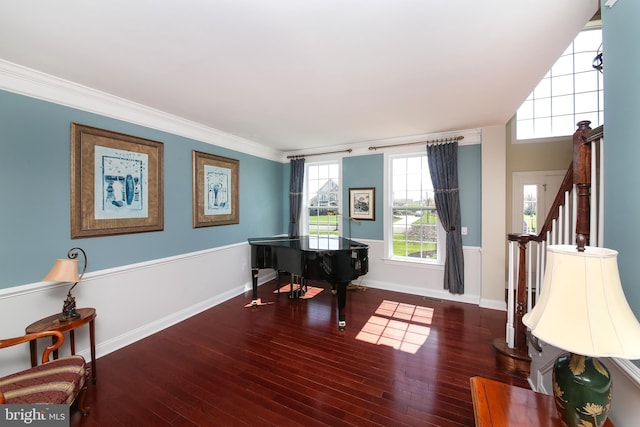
xmin=70 ymin=279 xmax=529 ymax=426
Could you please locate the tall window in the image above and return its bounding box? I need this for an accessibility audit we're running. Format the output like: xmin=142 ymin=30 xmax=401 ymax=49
xmin=516 ymin=26 xmax=603 ymax=140
xmin=390 ymin=154 xmax=442 ymax=263
xmin=305 ymin=162 xmax=340 ymax=238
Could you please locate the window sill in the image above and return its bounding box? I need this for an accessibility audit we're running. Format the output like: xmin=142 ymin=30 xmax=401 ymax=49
xmin=381 ymin=257 xmax=445 ymax=270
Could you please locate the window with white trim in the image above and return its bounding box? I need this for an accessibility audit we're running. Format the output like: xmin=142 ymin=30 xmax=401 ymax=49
xmin=304 ymin=161 xmax=340 ymax=238
xmin=389 ymin=153 xmax=443 ymax=263
xmin=516 ymin=26 xmax=603 ymax=140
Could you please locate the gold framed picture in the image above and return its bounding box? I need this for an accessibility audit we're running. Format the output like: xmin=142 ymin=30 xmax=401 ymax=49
xmin=192 ymin=150 xmax=239 ymax=228
xmin=349 ymin=187 xmax=375 ymax=221
xmin=70 ymin=123 xmax=164 ymax=238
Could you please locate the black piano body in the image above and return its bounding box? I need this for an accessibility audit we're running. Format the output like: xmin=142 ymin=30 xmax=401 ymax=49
xmin=248 ymin=236 xmax=369 ymax=330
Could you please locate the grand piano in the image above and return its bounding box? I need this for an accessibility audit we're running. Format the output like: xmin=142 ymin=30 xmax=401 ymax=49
xmin=248 ymin=236 xmax=368 ymax=330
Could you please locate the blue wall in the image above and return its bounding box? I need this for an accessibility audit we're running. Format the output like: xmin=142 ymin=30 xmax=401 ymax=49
xmin=602 ymin=1 xmax=640 ymax=320
xmin=0 ymin=90 xmax=285 ymax=288
xmin=458 ymin=144 xmax=482 ymax=247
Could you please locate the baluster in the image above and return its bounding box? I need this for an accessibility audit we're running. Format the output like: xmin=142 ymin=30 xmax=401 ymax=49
xmin=527 ymin=241 xmax=533 ymax=314
xmin=564 ymin=191 xmax=570 ymax=243
xmin=506 ymin=241 xmax=516 ymax=348
xmin=535 ymin=241 xmax=542 ymax=305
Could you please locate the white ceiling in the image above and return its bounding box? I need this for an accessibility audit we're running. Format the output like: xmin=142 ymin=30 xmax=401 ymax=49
xmin=0 ymin=1 xmax=599 ymax=153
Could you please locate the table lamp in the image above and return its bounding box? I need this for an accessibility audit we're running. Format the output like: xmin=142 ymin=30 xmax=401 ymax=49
xmin=43 ymin=247 xmax=87 ymax=321
xmin=523 ymin=245 xmax=640 ymax=427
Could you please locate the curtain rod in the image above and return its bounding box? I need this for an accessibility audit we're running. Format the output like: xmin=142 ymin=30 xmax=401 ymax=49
xmin=287 ymin=148 xmax=352 ymax=159
xmin=368 ymin=135 xmax=464 ymax=151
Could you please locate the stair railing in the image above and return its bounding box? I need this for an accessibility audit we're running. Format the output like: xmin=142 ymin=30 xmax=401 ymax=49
xmin=498 ymin=121 xmax=604 ymax=366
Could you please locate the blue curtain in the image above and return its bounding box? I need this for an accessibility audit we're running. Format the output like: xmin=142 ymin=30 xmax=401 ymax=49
xmin=427 ymin=142 xmax=464 ymax=294
xmin=288 ymin=158 xmax=305 ymax=237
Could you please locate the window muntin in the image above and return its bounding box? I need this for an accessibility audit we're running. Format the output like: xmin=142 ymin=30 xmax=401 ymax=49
xmin=390 ymin=154 xmax=442 ymax=263
xmin=516 ymin=27 xmax=602 ymax=140
xmin=305 ymin=162 xmax=340 ymax=238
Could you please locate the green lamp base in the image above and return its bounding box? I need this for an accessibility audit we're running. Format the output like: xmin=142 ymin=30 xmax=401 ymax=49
xmin=553 ymin=353 xmax=612 ymax=427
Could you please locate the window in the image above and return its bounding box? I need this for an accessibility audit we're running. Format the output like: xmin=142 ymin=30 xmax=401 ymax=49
xmin=389 ymin=154 xmax=442 ymax=263
xmin=516 ymin=26 xmax=603 ymax=140
xmin=305 ymin=162 xmax=340 ymax=238
xmin=523 ymin=184 xmax=537 ymax=234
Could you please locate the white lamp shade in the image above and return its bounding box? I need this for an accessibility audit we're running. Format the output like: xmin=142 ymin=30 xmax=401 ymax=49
xmin=523 ymin=245 xmax=640 ymax=359
xmin=43 ymin=259 xmax=80 ymax=283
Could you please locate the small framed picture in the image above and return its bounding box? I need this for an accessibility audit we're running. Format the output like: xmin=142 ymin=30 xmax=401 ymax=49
xmin=192 ymin=150 xmax=239 ymax=227
xmin=349 ymin=187 xmax=375 ymax=221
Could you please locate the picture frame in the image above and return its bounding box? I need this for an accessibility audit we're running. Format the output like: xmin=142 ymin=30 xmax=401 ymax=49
xmin=71 ymin=123 xmax=164 ymax=239
xmin=192 ymin=150 xmax=239 ymax=228
xmin=349 ymin=187 xmax=375 ymax=221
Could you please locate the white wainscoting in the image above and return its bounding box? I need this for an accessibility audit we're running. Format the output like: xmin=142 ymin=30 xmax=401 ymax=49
xmin=0 ymin=243 xmax=256 ymax=378
xmin=354 ymin=239 xmax=485 ymax=306
xmin=607 ymin=358 xmax=640 ymax=426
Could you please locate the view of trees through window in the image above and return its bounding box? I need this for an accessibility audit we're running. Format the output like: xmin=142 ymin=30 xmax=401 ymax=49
xmin=523 ymin=184 xmax=537 ymax=234
xmin=306 ymin=162 xmax=340 ymax=238
xmin=391 ymin=155 xmax=439 ymax=261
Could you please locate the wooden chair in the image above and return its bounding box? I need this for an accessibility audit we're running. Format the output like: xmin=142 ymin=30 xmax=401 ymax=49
xmin=0 ymin=330 xmax=89 ymax=415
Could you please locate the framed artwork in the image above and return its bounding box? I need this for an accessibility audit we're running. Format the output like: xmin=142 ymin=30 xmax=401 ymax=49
xmin=192 ymin=151 xmax=239 ymax=228
xmin=71 ymin=123 xmax=164 ymax=238
xmin=349 ymin=187 xmax=375 ymax=221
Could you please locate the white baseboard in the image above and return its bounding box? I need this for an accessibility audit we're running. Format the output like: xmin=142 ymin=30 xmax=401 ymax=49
xmin=479 ymin=298 xmax=507 ymax=311
xmin=362 ymin=278 xmax=481 ymax=305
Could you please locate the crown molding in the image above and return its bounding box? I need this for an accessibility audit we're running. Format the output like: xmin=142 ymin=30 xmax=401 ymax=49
xmin=0 ymin=60 xmax=283 ymax=162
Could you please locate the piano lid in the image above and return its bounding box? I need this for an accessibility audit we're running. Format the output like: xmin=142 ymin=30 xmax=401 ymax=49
xmin=248 ymin=235 xmax=367 ymax=251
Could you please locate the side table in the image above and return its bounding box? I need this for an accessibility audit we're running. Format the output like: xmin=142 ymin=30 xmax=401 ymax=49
xmin=25 ymin=307 xmax=97 ymax=383
xmin=470 ymin=376 xmax=614 ymax=426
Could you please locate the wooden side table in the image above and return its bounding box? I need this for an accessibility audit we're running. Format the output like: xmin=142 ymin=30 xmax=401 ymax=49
xmin=470 ymin=376 xmax=614 ymax=427
xmin=25 ymin=307 xmax=97 ymax=383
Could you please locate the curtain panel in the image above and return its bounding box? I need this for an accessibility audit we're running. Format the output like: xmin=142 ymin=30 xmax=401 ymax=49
xmin=427 ymin=142 xmax=465 ymax=294
xmin=288 ymin=158 xmax=305 ymax=237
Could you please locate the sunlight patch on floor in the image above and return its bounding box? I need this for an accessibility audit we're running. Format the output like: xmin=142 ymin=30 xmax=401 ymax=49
xmin=356 ymin=300 xmax=434 ymax=354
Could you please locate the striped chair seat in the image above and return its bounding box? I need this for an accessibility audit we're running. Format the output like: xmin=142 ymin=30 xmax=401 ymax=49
xmin=0 ymin=330 xmax=89 ymax=415
xmin=0 ymin=355 xmax=87 ymax=405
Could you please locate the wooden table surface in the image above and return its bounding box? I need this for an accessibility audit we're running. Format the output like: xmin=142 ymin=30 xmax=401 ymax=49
xmin=470 ymin=376 xmax=614 ymax=427
xmin=26 ymin=307 xmax=97 ymax=383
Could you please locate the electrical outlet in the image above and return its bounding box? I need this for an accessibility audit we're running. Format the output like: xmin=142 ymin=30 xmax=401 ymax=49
xmin=461 ymin=227 xmax=468 ymax=235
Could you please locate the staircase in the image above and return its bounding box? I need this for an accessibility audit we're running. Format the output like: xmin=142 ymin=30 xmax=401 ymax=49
xmin=494 ymin=121 xmax=605 ymax=389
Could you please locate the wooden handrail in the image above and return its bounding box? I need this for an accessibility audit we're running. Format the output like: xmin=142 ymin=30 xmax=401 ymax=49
xmin=523 ymin=121 xmax=596 ymax=245
xmin=586 ymin=125 xmax=604 ymax=143
xmin=534 ymin=166 xmax=574 ymax=242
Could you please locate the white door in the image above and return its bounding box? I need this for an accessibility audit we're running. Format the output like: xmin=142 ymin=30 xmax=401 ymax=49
xmin=512 ymin=171 xmax=565 ymax=234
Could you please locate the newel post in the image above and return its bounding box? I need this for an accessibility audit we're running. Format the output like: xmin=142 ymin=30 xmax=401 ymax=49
xmin=492 ymin=233 xmax=532 ymax=377
xmin=573 ymin=120 xmax=593 ymax=251
xmin=508 ymin=233 xmax=532 ymax=352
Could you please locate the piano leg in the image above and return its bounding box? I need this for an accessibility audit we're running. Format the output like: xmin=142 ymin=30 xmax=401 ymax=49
xmin=336 ymin=281 xmax=348 ymax=331
xmin=251 ymin=268 xmax=260 ymax=305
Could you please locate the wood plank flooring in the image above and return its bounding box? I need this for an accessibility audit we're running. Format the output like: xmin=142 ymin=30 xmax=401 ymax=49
xmin=70 ymin=279 xmax=529 ymax=426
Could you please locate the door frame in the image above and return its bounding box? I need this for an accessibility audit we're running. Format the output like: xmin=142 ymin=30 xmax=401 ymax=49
xmin=511 ymin=170 xmax=565 ymax=234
